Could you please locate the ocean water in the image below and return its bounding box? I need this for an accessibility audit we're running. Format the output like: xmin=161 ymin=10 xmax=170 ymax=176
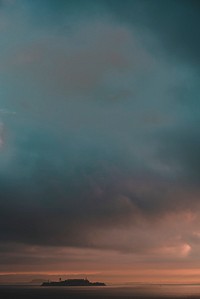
xmin=1 ymin=285 xmax=200 ymax=299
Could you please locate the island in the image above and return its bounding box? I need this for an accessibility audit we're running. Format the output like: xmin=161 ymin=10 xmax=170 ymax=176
xmin=41 ymin=278 xmax=106 ymax=287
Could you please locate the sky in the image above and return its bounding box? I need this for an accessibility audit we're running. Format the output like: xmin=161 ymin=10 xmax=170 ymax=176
xmin=0 ymin=0 xmax=200 ymax=284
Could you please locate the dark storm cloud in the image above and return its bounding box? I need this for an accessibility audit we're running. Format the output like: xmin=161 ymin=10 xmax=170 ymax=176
xmin=107 ymin=0 xmax=200 ymax=68
xmin=24 ymin=0 xmax=200 ymax=69
xmin=0 ymin=128 xmax=196 ymax=249
xmin=0 ymin=0 xmax=200 ymax=259
xmin=157 ymin=122 xmax=200 ymax=184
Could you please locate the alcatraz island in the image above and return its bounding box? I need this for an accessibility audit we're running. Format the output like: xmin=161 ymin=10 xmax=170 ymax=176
xmin=42 ymin=278 xmax=106 ymax=287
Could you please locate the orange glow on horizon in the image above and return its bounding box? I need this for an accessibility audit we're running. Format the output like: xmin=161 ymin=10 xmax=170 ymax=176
xmin=1 ymin=268 xmax=200 ymax=284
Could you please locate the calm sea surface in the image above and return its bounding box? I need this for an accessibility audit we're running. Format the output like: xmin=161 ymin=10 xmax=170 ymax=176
xmin=1 ymin=285 xmax=200 ymax=298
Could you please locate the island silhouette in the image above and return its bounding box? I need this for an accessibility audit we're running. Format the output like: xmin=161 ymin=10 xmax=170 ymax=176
xmin=41 ymin=278 xmax=106 ymax=287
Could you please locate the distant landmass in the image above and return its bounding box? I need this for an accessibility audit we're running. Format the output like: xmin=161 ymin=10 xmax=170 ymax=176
xmin=42 ymin=278 xmax=106 ymax=287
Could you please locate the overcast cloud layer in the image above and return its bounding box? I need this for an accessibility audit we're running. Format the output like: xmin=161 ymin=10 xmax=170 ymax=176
xmin=0 ymin=0 xmax=200 ymax=282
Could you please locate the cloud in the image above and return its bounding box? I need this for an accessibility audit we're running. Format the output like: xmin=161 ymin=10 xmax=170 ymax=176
xmin=0 ymin=0 xmax=200 ymax=278
xmin=0 ymin=123 xmax=5 ymax=148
